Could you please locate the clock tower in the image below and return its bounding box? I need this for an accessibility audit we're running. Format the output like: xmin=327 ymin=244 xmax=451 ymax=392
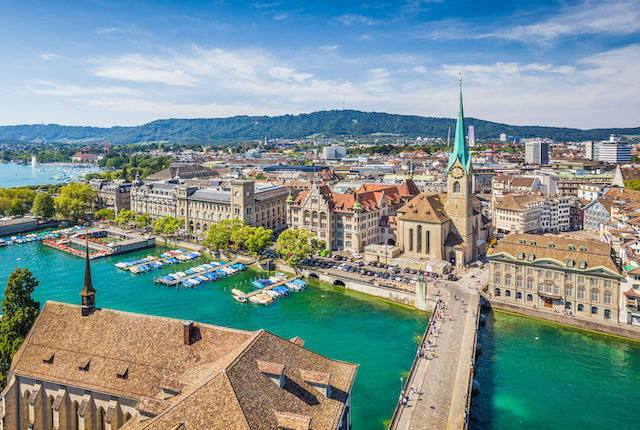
xmin=445 ymin=80 xmax=477 ymax=265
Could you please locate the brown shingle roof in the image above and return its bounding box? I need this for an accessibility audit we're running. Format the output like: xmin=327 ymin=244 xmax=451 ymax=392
xmin=13 ymin=302 xmax=357 ymax=430
xmin=495 ymin=194 xmax=545 ymax=211
xmin=488 ymin=233 xmax=622 ymax=275
xmin=397 ymin=193 xmax=450 ymax=223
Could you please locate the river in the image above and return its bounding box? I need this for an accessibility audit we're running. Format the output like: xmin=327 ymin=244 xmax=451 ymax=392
xmin=471 ymin=308 xmax=640 ymax=430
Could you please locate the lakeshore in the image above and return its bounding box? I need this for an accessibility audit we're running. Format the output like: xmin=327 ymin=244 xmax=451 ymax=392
xmin=0 ymin=161 xmax=104 ymax=187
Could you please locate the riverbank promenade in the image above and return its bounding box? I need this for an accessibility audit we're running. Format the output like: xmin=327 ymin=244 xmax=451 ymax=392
xmin=392 ymin=279 xmax=480 ymax=430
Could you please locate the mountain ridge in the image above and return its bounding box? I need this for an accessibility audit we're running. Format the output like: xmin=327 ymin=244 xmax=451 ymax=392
xmin=0 ymin=110 xmax=638 ymax=144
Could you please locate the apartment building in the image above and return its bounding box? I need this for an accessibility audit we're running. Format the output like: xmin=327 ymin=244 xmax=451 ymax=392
xmin=494 ymin=194 xmax=570 ymax=235
xmin=488 ymin=233 xmax=624 ymax=323
xmin=90 ymin=179 xmax=132 ymax=215
xmin=287 ymin=180 xmax=419 ymax=252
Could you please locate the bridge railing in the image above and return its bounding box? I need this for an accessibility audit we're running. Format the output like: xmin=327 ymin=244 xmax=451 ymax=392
xmin=463 ymin=300 xmax=482 ymax=430
xmin=388 ymin=300 xmax=438 ymax=429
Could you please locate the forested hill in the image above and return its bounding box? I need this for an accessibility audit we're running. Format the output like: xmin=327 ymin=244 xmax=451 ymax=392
xmin=1 ymin=110 xmax=638 ymax=144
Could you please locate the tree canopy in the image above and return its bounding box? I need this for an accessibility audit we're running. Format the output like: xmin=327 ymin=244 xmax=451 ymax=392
xmin=94 ymin=208 xmax=115 ymax=220
xmin=32 ymin=192 xmax=55 ymax=219
xmin=204 ymin=219 xmax=245 ymax=251
xmin=276 ymin=228 xmax=314 ymax=265
xmin=134 ymin=213 xmax=153 ymax=228
xmin=153 ymin=216 xmax=184 ymax=240
xmin=114 ymin=209 xmax=137 ymax=225
xmin=0 ymin=268 xmax=40 ymax=388
xmin=54 ymin=182 xmax=96 ymax=223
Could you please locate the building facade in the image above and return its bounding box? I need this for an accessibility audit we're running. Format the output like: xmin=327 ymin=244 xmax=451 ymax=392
xmin=287 ymin=181 xmax=419 ymax=252
xmin=90 ymin=179 xmax=132 ymax=215
xmin=488 ymin=233 xmax=624 ymax=323
xmin=524 ymin=141 xmax=549 ymax=165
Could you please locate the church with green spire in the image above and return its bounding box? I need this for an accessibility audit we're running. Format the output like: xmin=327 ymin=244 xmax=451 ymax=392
xmin=396 ymin=82 xmax=487 ymax=268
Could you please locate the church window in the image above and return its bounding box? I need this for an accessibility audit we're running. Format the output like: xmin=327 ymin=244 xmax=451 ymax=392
xmin=426 ymin=231 xmax=430 ymax=254
xmin=409 ymin=229 xmax=414 ymax=251
xmin=417 ymin=226 xmax=423 ymax=253
xmin=453 ymin=181 xmax=461 ymax=193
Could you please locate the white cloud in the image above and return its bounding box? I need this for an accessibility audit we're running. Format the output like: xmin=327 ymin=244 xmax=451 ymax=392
xmin=40 ymin=53 xmax=60 ymax=61
xmin=486 ymin=1 xmax=640 ymax=42
xmin=336 ymin=14 xmax=375 ymax=26
xmin=30 ymin=43 xmax=640 ymax=128
xmin=29 ymin=82 xmax=138 ymax=97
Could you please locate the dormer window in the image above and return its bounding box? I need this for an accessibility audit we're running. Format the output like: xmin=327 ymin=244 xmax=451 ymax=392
xmin=567 ymin=259 xmax=575 ymax=267
xmin=517 ymin=252 xmax=524 ymax=259
xmin=78 ymin=361 xmax=90 ymax=372
xmin=548 ymin=242 xmax=555 ymax=248
xmin=519 ymin=239 xmax=526 ymax=244
xmin=578 ymin=260 xmax=586 ymax=269
xmin=528 ymin=253 xmax=535 ymax=261
xmin=530 ymin=240 xmax=536 ymax=245
xmin=579 ymin=246 xmax=587 ymax=252
xmin=568 ymin=244 xmax=575 ymax=251
xmin=117 ymin=368 xmax=129 ymax=380
xmin=42 ymin=354 xmax=54 ymax=365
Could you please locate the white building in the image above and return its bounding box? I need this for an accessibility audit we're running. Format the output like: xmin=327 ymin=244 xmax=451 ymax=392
xmin=597 ymin=142 xmax=631 ymax=163
xmin=322 ymin=146 xmax=347 ymax=160
xmin=578 ymin=184 xmax=610 ymax=201
xmin=495 ymin=193 xmax=570 ymax=235
xmin=525 ymin=140 xmax=550 ymax=165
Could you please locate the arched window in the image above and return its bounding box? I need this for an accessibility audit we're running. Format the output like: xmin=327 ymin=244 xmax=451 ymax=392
xmin=578 ymin=304 xmax=584 ymax=312
xmin=526 ymin=294 xmax=533 ymax=302
xmin=97 ymin=407 xmax=105 ymax=430
xmin=591 ymin=306 xmax=598 ymax=315
xmin=409 ymin=228 xmax=414 ymax=251
xmin=604 ymin=309 xmax=611 ymax=319
xmin=417 ymin=225 xmax=423 ymax=253
xmin=48 ymin=395 xmax=54 ymax=428
xmin=516 ymin=292 xmax=522 ymax=299
xmin=494 ymin=288 xmax=501 ymax=296
xmin=453 ymin=181 xmax=461 ymax=193
xmin=426 ymin=230 xmax=430 ymax=254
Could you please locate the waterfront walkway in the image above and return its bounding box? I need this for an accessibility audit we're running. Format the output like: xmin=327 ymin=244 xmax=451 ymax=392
xmin=392 ymin=275 xmax=481 ymax=430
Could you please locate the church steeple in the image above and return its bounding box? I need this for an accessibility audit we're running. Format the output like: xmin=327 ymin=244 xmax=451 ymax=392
xmin=80 ymin=235 xmax=96 ymax=316
xmin=446 ymin=78 xmax=471 ymax=173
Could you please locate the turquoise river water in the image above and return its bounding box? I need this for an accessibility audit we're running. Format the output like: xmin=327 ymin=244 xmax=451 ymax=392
xmin=0 ymin=241 xmax=426 ymax=429
xmin=471 ymin=309 xmax=640 ymax=430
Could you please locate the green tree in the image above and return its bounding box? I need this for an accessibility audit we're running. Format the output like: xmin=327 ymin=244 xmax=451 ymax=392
xmin=230 ymin=224 xmax=254 ymax=250
xmin=311 ymin=238 xmax=327 ymax=254
xmin=114 ymin=209 xmax=137 ymax=225
xmin=245 ymin=226 xmax=273 ymax=255
xmin=204 ymin=219 xmax=245 ymax=252
xmin=32 ymin=193 xmax=55 ymax=219
xmin=94 ymin=208 xmax=115 ymax=220
xmin=54 ymin=183 xmax=96 ymax=223
xmin=134 ymin=213 xmax=153 ymax=228
xmin=624 ymin=179 xmax=640 ymax=191
xmin=0 ymin=268 xmax=40 ymax=388
xmin=276 ymin=228 xmax=313 ymax=265
xmin=8 ymin=198 xmax=27 ymax=216
xmin=153 ymin=216 xmax=185 ymax=243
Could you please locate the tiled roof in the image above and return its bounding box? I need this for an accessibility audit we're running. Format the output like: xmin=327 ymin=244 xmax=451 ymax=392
xmin=509 ymin=177 xmax=537 ymax=188
xmin=397 ymin=193 xmax=450 ymax=223
xmin=13 ymin=302 xmax=357 ymax=430
xmin=495 ymin=194 xmax=545 ymax=211
xmin=488 ymin=233 xmax=622 ymax=275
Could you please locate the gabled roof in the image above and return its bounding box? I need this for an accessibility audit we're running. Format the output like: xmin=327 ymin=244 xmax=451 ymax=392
xmin=13 ymin=302 xmax=357 ymax=430
xmin=397 ymin=193 xmax=450 ymax=223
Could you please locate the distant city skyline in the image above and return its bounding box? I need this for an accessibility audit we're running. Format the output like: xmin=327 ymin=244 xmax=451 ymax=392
xmin=1 ymin=0 xmax=639 ymax=128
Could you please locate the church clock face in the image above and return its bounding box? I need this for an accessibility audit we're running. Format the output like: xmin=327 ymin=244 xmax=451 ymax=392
xmin=450 ymin=166 xmax=465 ymax=179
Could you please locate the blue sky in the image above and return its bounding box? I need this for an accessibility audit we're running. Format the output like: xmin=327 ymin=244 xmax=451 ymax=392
xmin=1 ymin=0 xmax=639 ymax=128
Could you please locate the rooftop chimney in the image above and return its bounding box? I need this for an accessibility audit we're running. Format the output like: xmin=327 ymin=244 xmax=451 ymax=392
xmin=183 ymin=321 xmax=194 ymax=346
xmin=300 ymin=369 xmax=332 ymax=398
xmin=274 ymin=411 xmax=311 ymax=430
xmin=257 ymin=360 xmax=285 ymax=388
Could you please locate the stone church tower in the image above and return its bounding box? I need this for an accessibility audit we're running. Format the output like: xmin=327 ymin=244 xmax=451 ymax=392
xmin=445 ymin=80 xmax=478 ymax=266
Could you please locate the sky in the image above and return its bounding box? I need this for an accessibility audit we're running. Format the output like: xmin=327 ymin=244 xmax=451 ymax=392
xmin=1 ymin=0 xmax=639 ymax=129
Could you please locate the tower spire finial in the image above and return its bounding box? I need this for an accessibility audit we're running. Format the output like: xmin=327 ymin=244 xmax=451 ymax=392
xmin=80 ymin=227 xmax=96 ymax=316
xmin=446 ymin=79 xmax=470 ymax=174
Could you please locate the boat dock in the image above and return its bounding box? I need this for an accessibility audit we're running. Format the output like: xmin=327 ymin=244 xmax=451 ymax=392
xmin=117 ymin=249 xmax=191 ymax=272
xmin=243 ymin=275 xmax=302 ymax=298
xmin=154 ymin=261 xmax=237 ymax=286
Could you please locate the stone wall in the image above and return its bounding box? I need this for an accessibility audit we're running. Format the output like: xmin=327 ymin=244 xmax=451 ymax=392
xmin=485 ymin=298 xmax=640 ymax=342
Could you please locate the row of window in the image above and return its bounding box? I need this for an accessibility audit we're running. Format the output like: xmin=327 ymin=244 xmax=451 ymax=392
xmin=493 ymin=288 xmax=613 ymax=318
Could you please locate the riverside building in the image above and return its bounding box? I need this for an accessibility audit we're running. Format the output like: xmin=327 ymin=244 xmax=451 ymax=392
xmin=130 ymin=179 xmax=289 ymax=234
xmin=0 ymin=246 xmax=357 ymax=430
xmin=487 ymin=233 xmax=624 ymax=322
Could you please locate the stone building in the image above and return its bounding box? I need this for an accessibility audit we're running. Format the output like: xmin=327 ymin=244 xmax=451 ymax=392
xmin=145 ymin=164 xmax=214 ymax=181
xmin=286 ymin=181 xmax=419 ymax=252
xmin=130 ymin=179 xmax=288 ymax=234
xmin=176 ymin=180 xmax=289 ymax=235
xmin=0 ymin=247 xmax=357 ymax=430
xmin=90 ymin=179 xmax=132 ymax=215
xmin=396 ymin=83 xmax=485 ymax=267
xmin=487 ymin=233 xmax=624 ymax=322
xmin=494 ymin=194 xmax=570 ymax=235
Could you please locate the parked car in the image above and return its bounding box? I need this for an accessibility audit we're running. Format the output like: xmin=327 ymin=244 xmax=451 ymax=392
xmin=447 ymin=274 xmax=458 ymax=281
xmin=373 ymin=272 xmax=380 ymax=278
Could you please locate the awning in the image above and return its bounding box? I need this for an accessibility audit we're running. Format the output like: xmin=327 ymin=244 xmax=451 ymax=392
xmin=537 ymin=291 xmax=563 ymax=299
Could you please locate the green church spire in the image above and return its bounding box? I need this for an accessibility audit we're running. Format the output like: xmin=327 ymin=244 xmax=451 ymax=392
xmin=446 ymin=78 xmax=471 ymax=173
